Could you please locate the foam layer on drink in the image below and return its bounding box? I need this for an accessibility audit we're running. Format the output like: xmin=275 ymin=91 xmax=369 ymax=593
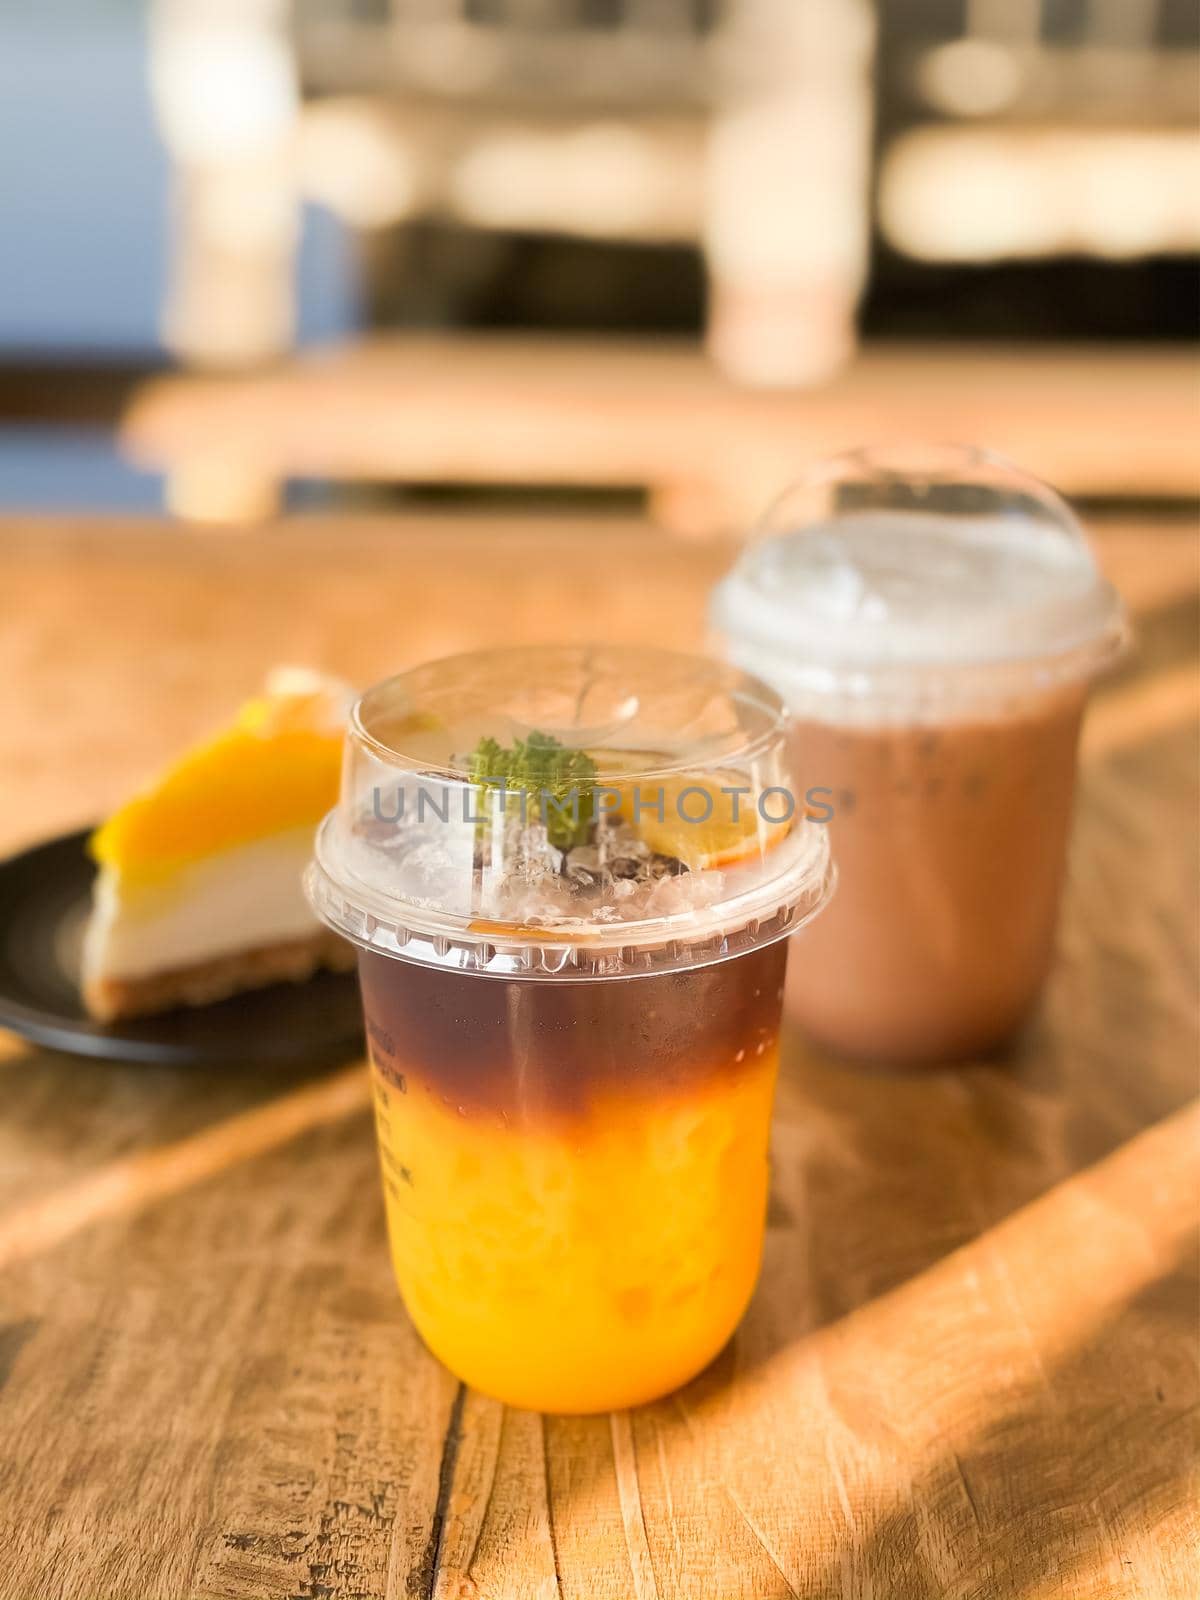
xmin=714 ymin=509 xmax=1124 ymax=696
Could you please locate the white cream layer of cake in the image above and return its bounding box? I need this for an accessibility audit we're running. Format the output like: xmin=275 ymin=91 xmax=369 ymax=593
xmin=82 ymin=826 xmax=321 ymax=984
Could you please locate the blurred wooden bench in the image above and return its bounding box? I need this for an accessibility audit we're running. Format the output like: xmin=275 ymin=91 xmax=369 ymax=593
xmin=119 ymin=336 xmax=1199 ymax=533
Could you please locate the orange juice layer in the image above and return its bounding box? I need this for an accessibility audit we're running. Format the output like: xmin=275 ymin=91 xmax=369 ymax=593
xmin=370 ymin=1049 xmax=779 ymax=1413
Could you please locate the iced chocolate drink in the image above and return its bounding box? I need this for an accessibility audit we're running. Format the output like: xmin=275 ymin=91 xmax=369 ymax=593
xmin=712 ymin=447 xmax=1126 ymax=1065
xmin=306 ymin=646 xmax=832 ymax=1411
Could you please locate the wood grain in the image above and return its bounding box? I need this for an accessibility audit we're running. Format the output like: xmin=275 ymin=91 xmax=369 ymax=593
xmin=0 ymin=509 xmax=1195 ymax=1599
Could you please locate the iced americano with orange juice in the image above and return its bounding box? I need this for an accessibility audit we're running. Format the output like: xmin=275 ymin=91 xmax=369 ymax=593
xmin=306 ymin=647 xmax=832 ymax=1412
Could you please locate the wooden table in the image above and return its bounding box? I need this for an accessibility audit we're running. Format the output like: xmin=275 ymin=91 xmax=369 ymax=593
xmin=0 ymin=511 xmax=1196 ymax=1599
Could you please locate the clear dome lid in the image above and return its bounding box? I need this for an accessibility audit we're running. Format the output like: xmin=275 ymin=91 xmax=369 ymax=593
xmin=712 ymin=445 xmax=1128 ymax=708
xmin=306 ymin=645 xmax=834 ymax=979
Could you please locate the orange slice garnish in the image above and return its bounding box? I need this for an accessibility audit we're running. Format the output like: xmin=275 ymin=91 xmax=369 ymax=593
xmin=615 ymin=774 xmax=792 ymax=871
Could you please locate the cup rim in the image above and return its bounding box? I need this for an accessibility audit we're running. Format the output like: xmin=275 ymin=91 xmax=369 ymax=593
xmin=306 ymin=819 xmax=835 ymax=980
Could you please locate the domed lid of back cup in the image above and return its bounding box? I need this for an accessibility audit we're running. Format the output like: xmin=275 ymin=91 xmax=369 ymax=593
xmin=711 ymin=445 xmax=1128 ymax=711
xmin=306 ymin=645 xmax=834 ymax=979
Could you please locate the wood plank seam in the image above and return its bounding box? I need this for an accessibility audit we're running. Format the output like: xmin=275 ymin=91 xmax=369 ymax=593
xmin=419 ymin=1381 xmax=466 ymax=1600
xmin=462 ymin=1401 xmax=505 ymax=1593
xmin=610 ymin=1410 xmax=661 ymax=1600
xmin=539 ymin=1414 xmax=565 ymax=1599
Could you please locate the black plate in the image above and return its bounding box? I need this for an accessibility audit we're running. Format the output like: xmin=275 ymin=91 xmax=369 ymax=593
xmin=0 ymin=829 xmax=364 ymax=1066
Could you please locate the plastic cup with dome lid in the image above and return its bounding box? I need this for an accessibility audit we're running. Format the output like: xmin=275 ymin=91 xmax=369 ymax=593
xmin=711 ymin=445 xmax=1127 ymax=1066
xmin=306 ymin=643 xmax=833 ymax=1412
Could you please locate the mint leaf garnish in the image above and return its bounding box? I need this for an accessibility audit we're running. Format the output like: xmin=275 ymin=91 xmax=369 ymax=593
xmin=468 ymin=730 xmax=597 ymax=850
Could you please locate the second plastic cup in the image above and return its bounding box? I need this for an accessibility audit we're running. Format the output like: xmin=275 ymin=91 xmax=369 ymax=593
xmin=712 ymin=447 xmax=1127 ymax=1065
xmin=307 ymin=645 xmax=832 ymax=1411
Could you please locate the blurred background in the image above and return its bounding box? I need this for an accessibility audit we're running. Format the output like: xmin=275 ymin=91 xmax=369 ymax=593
xmin=1 ymin=0 xmax=1196 ymax=528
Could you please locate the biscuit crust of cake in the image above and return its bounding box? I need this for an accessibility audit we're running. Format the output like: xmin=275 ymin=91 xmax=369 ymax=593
xmin=84 ymin=930 xmax=355 ymax=1023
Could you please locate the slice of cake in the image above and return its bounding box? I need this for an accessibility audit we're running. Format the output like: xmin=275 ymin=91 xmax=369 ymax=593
xmin=82 ymin=669 xmax=354 ymax=1022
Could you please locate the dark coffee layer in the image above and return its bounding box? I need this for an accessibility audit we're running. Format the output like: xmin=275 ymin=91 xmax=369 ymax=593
xmin=359 ymin=941 xmax=787 ymax=1121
